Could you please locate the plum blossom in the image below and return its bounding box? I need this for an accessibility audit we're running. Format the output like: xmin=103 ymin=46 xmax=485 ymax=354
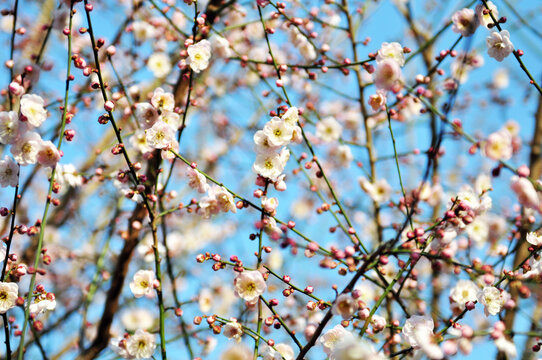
xmin=0 ymin=111 xmax=21 ymax=144
xmin=253 ymin=149 xmax=290 ymax=181
xmin=510 ymin=176 xmax=540 ymax=211
xmin=486 ymin=30 xmax=514 ymax=62
xmin=374 ymin=58 xmax=402 ymax=91
xmin=526 ymin=232 xmax=542 ymax=247
xmin=187 ymin=39 xmax=212 ymax=73
xmin=233 ymin=270 xmax=266 ymax=304
xmin=129 ymin=270 xmax=156 ymax=298
xmin=319 ymin=325 xmax=354 ymax=356
xmin=37 ymin=140 xmax=61 ymax=168
xmin=261 ymin=343 xmax=294 ymax=360
xmin=316 ymin=116 xmax=342 ymax=143
xmin=413 ymin=326 xmax=444 ymax=359
xmin=20 ymin=94 xmax=47 ymax=127
xmin=476 ymin=1 xmax=499 ymax=28
xmin=210 ymin=185 xmax=237 ymax=214
xmin=11 ymin=131 xmax=42 ymax=165
xmin=121 ymin=308 xmax=155 ymax=331
xmin=134 ymin=103 xmax=159 ymax=129
xmin=494 ymin=337 xmax=517 ymax=359
xmin=147 ymin=52 xmax=171 ymax=78
xmin=29 ymin=293 xmax=56 ymax=315
xmin=145 ymin=121 xmax=175 ymax=149
xmin=376 ymin=42 xmax=405 ymax=66
xmin=330 ymin=335 xmax=387 ymax=360
xmin=223 ymin=319 xmax=243 ymax=342
xmin=359 ymin=177 xmax=392 ymax=203
xmin=450 ymin=279 xmax=479 ymax=310
xmin=150 ymin=88 xmax=174 ymax=112
xmin=186 ymin=166 xmax=210 ymax=193
xmin=478 ymin=286 xmax=506 ymax=316
xmin=331 ymin=294 xmax=359 ymax=320
xmin=263 ymin=117 xmax=294 ymax=147
xmin=402 ymin=315 xmax=434 ymax=348
xmin=125 ymin=329 xmax=156 ymax=359
xmin=0 ymin=282 xmax=18 ymax=313
xmin=451 ymin=8 xmax=478 ymax=37
xmin=0 ymin=156 xmax=18 ymax=187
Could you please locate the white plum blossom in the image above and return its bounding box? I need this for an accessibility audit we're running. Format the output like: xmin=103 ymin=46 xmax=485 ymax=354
xmin=0 ymin=111 xmax=21 ymax=144
xmin=221 ymin=345 xmax=252 ymax=360
xmin=187 ymin=39 xmax=212 ymax=73
xmin=261 ymin=343 xmax=294 ymax=360
xmin=478 ymin=286 xmax=506 ymax=316
xmin=263 ymin=117 xmax=294 ymax=147
xmin=402 ymin=315 xmax=434 ymax=348
xmin=211 ymin=35 xmax=232 ymax=58
xmin=210 ymin=185 xmax=237 ymax=214
xmin=147 ymin=52 xmax=171 ymax=78
xmin=160 ymin=111 xmax=181 ymax=130
xmin=121 ymin=308 xmax=155 ymax=331
xmin=125 ymin=329 xmax=156 ymax=359
xmin=476 ymin=1 xmax=499 ymax=28
xmin=145 ymin=121 xmax=175 ymax=149
xmin=150 ymin=88 xmax=174 ymax=112
xmin=486 ymin=30 xmax=514 ymax=62
xmin=129 ymin=270 xmax=156 ymax=298
xmin=20 ymin=94 xmax=47 ymax=128
xmin=0 ymin=282 xmax=18 ymax=313
xmin=319 ymin=325 xmax=354 ymax=356
xmin=526 ymin=232 xmax=542 ymax=247
xmin=316 ymin=116 xmax=342 ymax=143
xmin=494 ymin=337 xmax=517 ymax=359
xmin=134 ymin=103 xmax=159 ymax=129
xmin=376 ymin=42 xmax=405 ymax=66
xmin=510 ymin=176 xmax=540 ymax=211
xmin=29 ymin=293 xmax=56 ymax=315
xmin=524 ymin=258 xmax=542 ymax=278
xmin=331 ymin=294 xmax=359 ymax=320
xmin=451 ymin=8 xmax=478 ymax=37
xmin=450 ymin=279 xmax=479 ymax=309
xmin=186 ymin=166 xmax=210 ymax=193
xmin=233 ymin=270 xmax=266 ymax=304
xmin=130 ymin=129 xmax=154 ymax=154
xmin=11 ymin=131 xmax=42 ymax=165
xmin=132 ymin=21 xmax=157 ymax=41
xmin=413 ymin=327 xmax=444 ymax=359
xmin=37 ymin=140 xmax=61 ymax=168
xmin=359 ymin=177 xmax=392 ymax=203
xmin=223 ymin=319 xmax=243 ymax=342
xmin=0 ymin=156 xmax=18 ymax=187
xmin=330 ymin=335 xmax=387 ymax=360
xmin=253 ymin=149 xmax=289 ymax=181
xmin=374 ymin=58 xmax=402 ymax=91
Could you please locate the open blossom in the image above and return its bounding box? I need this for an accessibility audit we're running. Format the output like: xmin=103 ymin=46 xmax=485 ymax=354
xmin=145 ymin=121 xmax=175 ymax=149
xmin=147 ymin=52 xmax=171 ymax=78
xmin=29 ymin=293 xmax=56 ymax=315
xmin=376 ymin=42 xmax=405 ymax=66
xmin=0 ymin=282 xmax=18 ymax=313
xmin=223 ymin=319 xmax=243 ymax=342
xmin=316 ymin=116 xmax=342 ymax=143
xmin=0 ymin=156 xmax=18 ymax=187
xmin=331 ymin=294 xmax=359 ymax=320
xmin=233 ymin=270 xmax=266 ymax=304
xmin=221 ymin=345 xmax=252 ymax=360
xmin=478 ymin=286 xmax=505 ymax=316
xmin=150 ymin=88 xmax=174 ymax=112
xmin=451 ymin=8 xmax=478 ymax=37
xmin=319 ymin=325 xmax=354 ymax=356
xmin=494 ymin=337 xmax=517 ymax=359
xmin=209 ymin=185 xmax=237 ymax=214
xmin=374 ymin=58 xmax=402 ymax=91
xmin=402 ymin=315 xmax=434 ymax=348
xmin=368 ymin=91 xmax=387 ymax=111
xmin=37 ymin=140 xmax=61 ymax=167
xmin=121 ymin=308 xmax=155 ymax=331
xmin=476 ymin=1 xmax=499 ymax=28
xmin=331 ymin=335 xmax=387 ymax=360
xmin=253 ymin=149 xmax=290 ymax=181
xmin=186 ymin=166 xmax=209 ymax=193
xmin=20 ymin=94 xmax=47 ymax=127
xmin=261 ymin=196 xmax=279 ymax=214
xmin=187 ymin=39 xmax=212 ymax=73
xmin=486 ymin=30 xmax=513 ymax=62
xmin=450 ymin=279 xmax=478 ymax=309
xmin=211 ymin=35 xmax=232 ymax=58
xmin=126 ymin=329 xmax=156 ymax=359
xmin=510 ymin=176 xmax=540 ymax=211
xmin=526 ymin=232 xmax=542 ymax=246
xmin=263 ymin=117 xmax=294 ymax=147
xmin=413 ymin=327 xmax=444 ymax=359
xmin=160 ymin=111 xmax=181 ymax=130
xmin=359 ymin=177 xmax=392 ymax=203
xmin=254 ymin=130 xmax=281 ymax=154
xmin=11 ymin=131 xmax=42 ymax=165
xmin=261 ymin=343 xmax=294 ymax=360
xmin=0 ymin=111 xmax=21 ymax=144
xmin=134 ymin=103 xmax=159 ymax=129
xmin=129 ymin=270 xmax=156 ymax=298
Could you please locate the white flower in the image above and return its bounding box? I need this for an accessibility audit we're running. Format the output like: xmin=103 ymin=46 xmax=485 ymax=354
xmin=233 ymin=270 xmax=266 ymax=304
xmin=109 ymin=336 xmax=131 ymax=358
xmin=20 ymin=94 xmax=47 ymax=128
xmin=476 ymin=1 xmax=499 ymax=28
xmin=121 ymin=308 xmax=155 ymax=331
xmin=54 ymin=163 xmax=83 ymax=187
xmin=186 ymin=166 xmax=209 ymax=193
xmin=402 ymin=315 xmax=434 ymax=348
xmin=0 ymin=282 xmax=18 ymax=313
xmin=331 ymin=294 xmax=358 ymax=320
xmin=198 ymin=288 xmax=213 ymax=313
xmin=374 ymin=58 xmax=402 ymax=91
xmin=466 ymin=217 xmax=489 ymax=247
xmin=132 ymin=21 xmax=157 ymax=41
xmin=510 ymin=176 xmax=540 ymax=211
xmin=126 ymin=329 xmax=156 ymax=359
xmin=371 ymin=314 xmax=387 ymax=332
xmin=450 ymin=279 xmax=478 ymax=310
xmin=253 ymin=150 xmax=289 ymax=181
xmin=223 ymin=319 xmax=243 ymax=342
xmin=359 ymin=177 xmax=392 ymax=203
xmin=261 ymin=196 xmax=279 ymax=214
xmin=493 ymin=68 xmax=509 ymax=89
xmin=187 ymin=39 xmax=212 ymax=73
xmin=150 ymin=88 xmax=174 ymax=112
xmin=330 ymin=335 xmax=387 ymax=360
xmin=211 ymin=35 xmax=232 ymax=58
xmin=263 ymin=117 xmax=294 ymax=147
xmin=136 ymin=234 xmax=166 ymax=263
xmin=494 ymin=337 xmax=517 ymax=359
xmin=319 ymin=325 xmax=354 ymax=356
xmin=130 ymin=129 xmax=153 ymax=154
xmin=209 ymin=185 xmax=237 ymax=214
xmin=0 ymin=156 xmax=18 ymax=187
xmin=333 ymin=145 xmax=353 ymax=168
xmin=129 ymin=270 xmax=156 ymax=298
xmin=37 ymin=140 xmax=61 ymax=168
xmin=147 ymin=52 xmax=171 ymax=78
xmin=376 ymin=42 xmax=405 ymax=66
xmin=316 ymin=116 xmax=342 ymax=143
xmin=134 ymin=103 xmax=159 ymax=129
xmin=160 ymin=111 xmax=181 ymax=130
xmin=281 ymin=107 xmax=299 ymax=127
xmin=413 ymin=327 xmax=444 ymax=359
xmin=253 ymin=130 xmax=281 ymax=154
xmin=29 ymin=294 xmax=56 ymax=315
xmin=220 ymin=345 xmax=252 ymax=360
xmin=451 ymin=8 xmax=478 ymax=37
xmin=0 ymin=111 xmax=21 ymax=144
xmin=11 ymin=131 xmax=42 ymax=165
xmin=526 ymin=232 xmax=542 ymax=246
xmin=145 ymin=121 xmax=175 ymax=149
xmin=524 ymin=258 xmax=542 ymax=278
xmin=486 ymin=30 xmax=514 ymax=62
xmin=478 ymin=286 xmax=505 ymax=316
xmin=261 ymin=343 xmax=294 ymax=360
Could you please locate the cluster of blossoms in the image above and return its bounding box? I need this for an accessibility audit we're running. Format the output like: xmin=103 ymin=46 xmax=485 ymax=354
xmin=319 ymin=324 xmax=387 ymax=360
xmin=252 ymin=106 xmax=302 ymax=186
xmin=110 ymin=329 xmax=157 ymax=359
xmin=0 ymin=93 xmax=62 ymax=187
xmin=483 ymin=120 xmax=521 ymax=161
xmin=373 ymin=41 xmax=405 ymax=92
xmin=132 ymin=87 xmax=180 ymax=160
